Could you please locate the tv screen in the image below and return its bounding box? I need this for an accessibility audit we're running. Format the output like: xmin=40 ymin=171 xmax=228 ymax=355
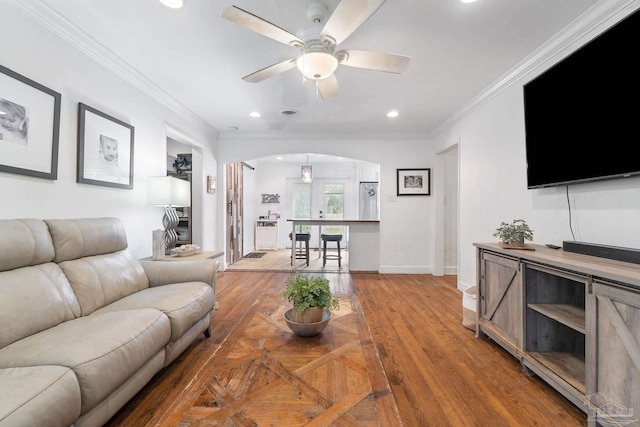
xmin=523 ymin=8 xmax=640 ymax=189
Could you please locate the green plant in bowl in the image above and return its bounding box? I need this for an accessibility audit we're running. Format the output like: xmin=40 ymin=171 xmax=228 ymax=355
xmin=281 ymin=274 xmax=339 ymax=323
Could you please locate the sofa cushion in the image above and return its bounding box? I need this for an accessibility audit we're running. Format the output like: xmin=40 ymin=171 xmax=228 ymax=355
xmin=0 ymin=219 xmax=54 ymax=272
xmin=0 ymin=263 xmax=81 ymax=348
xmin=93 ymin=282 xmax=215 ymax=342
xmin=95 ymin=282 xmax=215 ymax=342
xmin=45 ymin=217 xmax=128 ymax=263
xmin=58 ymin=250 xmax=149 ymax=316
xmin=0 ymin=366 xmax=81 ymax=427
xmin=0 ymin=309 xmax=170 ymax=415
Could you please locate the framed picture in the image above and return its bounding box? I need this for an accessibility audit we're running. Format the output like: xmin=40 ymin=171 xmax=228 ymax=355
xmin=77 ymin=102 xmax=134 ymax=189
xmin=397 ymin=168 xmax=431 ymax=196
xmin=207 ymin=175 xmax=216 ymax=194
xmin=0 ymin=64 xmax=61 ymax=180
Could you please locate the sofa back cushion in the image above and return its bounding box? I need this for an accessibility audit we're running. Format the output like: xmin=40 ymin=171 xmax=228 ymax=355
xmin=0 ymin=219 xmax=55 ymax=272
xmin=0 ymin=219 xmax=81 ymax=348
xmin=47 ymin=218 xmax=150 ymax=315
xmin=58 ymin=250 xmax=149 ymax=315
xmin=45 ymin=217 xmax=128 ymax=262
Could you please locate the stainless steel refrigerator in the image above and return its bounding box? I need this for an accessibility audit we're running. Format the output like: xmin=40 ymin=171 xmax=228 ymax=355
xmin=359 ymin=181 xmax=379 ymax=220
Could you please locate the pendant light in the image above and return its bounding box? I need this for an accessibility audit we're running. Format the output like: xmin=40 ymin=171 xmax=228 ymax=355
xmin=301 ymin=155 xmax=312 ymax=183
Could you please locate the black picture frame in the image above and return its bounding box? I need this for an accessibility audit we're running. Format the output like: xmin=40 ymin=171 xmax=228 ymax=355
xmin=397 ymin=168 xmax=431 ymax=196
xmin=0 ymin=64 xmax=61 ymax=180
xmin=77 ymin=102 xmax=134 ymax=189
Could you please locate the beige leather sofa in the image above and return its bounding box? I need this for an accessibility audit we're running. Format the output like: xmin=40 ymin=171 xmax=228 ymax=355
xmin=0 ymin=217 xmax=217 ymax=427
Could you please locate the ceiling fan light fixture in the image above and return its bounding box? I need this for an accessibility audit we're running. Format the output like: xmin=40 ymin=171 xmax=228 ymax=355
xmin=159 ymin=0 xmax=184 ymax=9
xmin=296 ymin=52 xmax=338 ymax=80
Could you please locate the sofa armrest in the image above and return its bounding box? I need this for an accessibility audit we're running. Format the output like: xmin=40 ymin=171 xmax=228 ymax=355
xmin=139 ymin=259 xmax=218 ymax=290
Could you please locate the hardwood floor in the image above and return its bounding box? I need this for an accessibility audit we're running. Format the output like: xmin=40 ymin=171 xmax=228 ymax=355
xmin=105 ymin=271 xmax=587 ymax=426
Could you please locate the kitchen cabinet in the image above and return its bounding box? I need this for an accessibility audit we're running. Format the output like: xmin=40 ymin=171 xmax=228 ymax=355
xmin=255 ymin=220 xmax=278 ymax=250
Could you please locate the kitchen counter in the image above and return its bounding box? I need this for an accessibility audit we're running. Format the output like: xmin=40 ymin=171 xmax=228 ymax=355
xmin=287 ymin=219 xmax=380 ymax=271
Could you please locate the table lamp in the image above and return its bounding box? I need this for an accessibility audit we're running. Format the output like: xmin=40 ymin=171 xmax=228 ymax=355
xmin=147 ymin=176 xmax=191 ymax=253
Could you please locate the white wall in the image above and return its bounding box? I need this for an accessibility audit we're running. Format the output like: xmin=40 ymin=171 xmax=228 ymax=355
xmin=0 ymin=1 xmax=219 ymax=257
xmin=218 ymin=136 xmax=436 ymax=273
xmin=432 ymin=1 xmax=640 ymax=290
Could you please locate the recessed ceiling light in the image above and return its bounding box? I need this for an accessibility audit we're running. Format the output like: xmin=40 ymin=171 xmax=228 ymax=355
xmin=460 ymin=0 xmax=477 ymax=3
xmin=159 ymin=0 xmax=184 ymax=8
xmin=386 ymin=110 xmax=399 ymax=118
xmin=276 ymin=156 xmax=283 ymax=160
xmin=249 ymin=111 xmax=261 ymax=118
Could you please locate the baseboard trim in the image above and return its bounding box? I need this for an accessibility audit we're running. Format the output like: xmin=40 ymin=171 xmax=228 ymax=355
xmin=378 ymin=266 xmax=433 ymax=274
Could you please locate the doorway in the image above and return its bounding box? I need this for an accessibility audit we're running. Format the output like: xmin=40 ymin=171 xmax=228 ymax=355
xmin=286 ymin=178 xmax=352 ymax=248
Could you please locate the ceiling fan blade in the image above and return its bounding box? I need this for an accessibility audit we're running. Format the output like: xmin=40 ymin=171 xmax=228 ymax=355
xmin=321 ymin=0 xmax=386 ymax=45
xmin=221 ymin=6 xmax=304 ymax=47
xmin=317 ymin=74 xmax=339 ymax=99
xmin=242 ymin=58 xmax=297 ymax=83
xmin=337 ymin=50 xmax=410 ymax=73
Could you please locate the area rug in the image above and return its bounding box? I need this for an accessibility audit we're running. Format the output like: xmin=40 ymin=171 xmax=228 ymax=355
xmin=158 ymin=293 xmax=401 ymax=426
xmin=244 ymin=252 xmax=267 ymax=258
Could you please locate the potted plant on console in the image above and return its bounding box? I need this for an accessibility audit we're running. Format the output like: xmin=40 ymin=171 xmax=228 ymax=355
xmin=281 ymin=274 xmax=340 ymax=336
xmin=493 ymin=219 xmax=534 ymax=248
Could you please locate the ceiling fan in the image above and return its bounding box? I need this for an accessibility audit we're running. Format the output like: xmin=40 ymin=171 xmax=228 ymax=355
xmin=220 ymin=0 xmax=410 ymax=99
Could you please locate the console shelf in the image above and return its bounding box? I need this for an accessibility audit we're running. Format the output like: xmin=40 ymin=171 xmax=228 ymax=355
xmin=475 ymin=242 xmax=640 ymax=426
xmin=527 ymin=351 xmax=585 ymax=394
xmin=527 ymin=304 xmax=585 ymax=333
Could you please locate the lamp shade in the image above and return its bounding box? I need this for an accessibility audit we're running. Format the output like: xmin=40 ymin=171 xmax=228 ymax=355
xmin=147 ymin=176 xmax=190 ymax=207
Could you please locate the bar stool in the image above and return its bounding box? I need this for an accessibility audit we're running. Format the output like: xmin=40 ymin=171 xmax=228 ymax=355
xmin=321 ymin=234 xmax=343 ymax=267
xmin=289 ymin=232 xmax=311 ymax=266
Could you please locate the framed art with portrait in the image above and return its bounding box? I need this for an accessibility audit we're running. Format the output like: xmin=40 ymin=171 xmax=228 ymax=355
xmin=0 ymin=64 xmax=61 ymax=180
xmin=77 ymin=102 xmax=134 ymax=189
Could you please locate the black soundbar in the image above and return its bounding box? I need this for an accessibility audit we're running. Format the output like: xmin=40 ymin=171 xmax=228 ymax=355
xmin=562 ymin=241 xmax=640 ymax=265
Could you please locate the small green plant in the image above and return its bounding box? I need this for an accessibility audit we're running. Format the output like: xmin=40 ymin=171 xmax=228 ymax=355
xmin=493 ymin=219 xmax=534 ymax=245
xmin=281 ymin=274 xmax=340 ymax=314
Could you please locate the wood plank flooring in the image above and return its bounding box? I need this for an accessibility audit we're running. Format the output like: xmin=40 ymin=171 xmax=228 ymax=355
xmin=105 ymin=272 xmax=587 ymax=426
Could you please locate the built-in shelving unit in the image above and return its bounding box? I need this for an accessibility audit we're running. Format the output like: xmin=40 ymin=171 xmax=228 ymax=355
xmin=168 ymin=170 xmax=192 ymax=247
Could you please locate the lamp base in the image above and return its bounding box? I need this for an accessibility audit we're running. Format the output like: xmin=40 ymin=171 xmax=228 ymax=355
xmin=163 ymin=206 xmax=180 ymax=253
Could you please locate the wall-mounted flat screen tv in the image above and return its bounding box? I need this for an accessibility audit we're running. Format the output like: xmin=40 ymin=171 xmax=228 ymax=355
xmin=523 ymin=8 xmax=640 ymax=189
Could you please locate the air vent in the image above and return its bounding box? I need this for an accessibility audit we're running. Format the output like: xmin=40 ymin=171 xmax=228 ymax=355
xmin=280 ymin=110 xmax=298 ymax=117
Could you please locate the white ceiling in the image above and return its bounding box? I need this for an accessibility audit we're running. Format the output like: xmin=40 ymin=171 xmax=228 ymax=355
xmin=34 ymin=0 xmax=600 ymax=138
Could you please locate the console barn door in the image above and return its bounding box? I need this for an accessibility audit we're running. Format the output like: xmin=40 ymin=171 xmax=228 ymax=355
xmin=479 ymin=251 xmax=522 ymax=353
xmin=586 ymin=281 xmax=640 ymax=427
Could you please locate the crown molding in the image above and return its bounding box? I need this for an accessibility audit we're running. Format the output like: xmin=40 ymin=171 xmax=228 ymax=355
xmin=219 ymin=130 xmax=429 ymax=141
xmin=430 ymin=0 xmax=639 ymax=139
xmin=15 ymin=0 xmax=217 ymax=134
